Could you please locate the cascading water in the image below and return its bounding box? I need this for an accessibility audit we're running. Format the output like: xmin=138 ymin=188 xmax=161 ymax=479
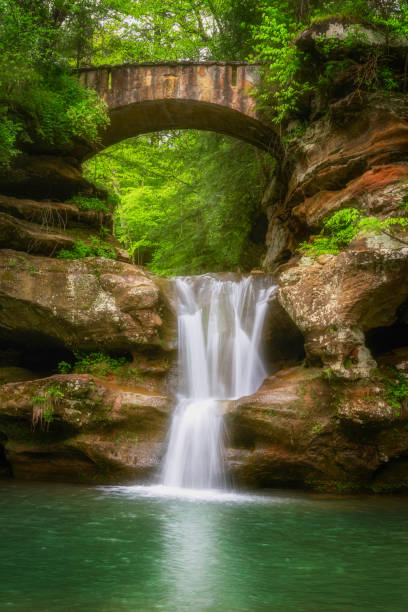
xmin=161 ymin=274 xmax=276 ymax=490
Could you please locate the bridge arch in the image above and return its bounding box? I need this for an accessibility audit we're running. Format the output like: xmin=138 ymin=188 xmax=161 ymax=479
xmin=78 ymin=62 xmax=277 ymax=152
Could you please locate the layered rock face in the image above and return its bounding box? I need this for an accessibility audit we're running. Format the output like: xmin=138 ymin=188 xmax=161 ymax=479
xmin=0 ymin=153 xmax=95 ymax=201
xmin=0 ymin=193 xmax=128 ymax=259
xmin=0 ymin=244 xmax=175 ymax=480
xmin=279 ymin=247 xmax=408 ymax=378
xmin=0 ymin=189 xmax=176 ymax=481
xmin=250 ymin=21 xmax=408 ymax=492
xmin=263 ymin=90 xmax=408 ymax=379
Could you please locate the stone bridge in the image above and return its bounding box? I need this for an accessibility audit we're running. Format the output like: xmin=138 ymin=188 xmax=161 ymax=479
xmin=78 ymin=62 xmax=276 ymax=151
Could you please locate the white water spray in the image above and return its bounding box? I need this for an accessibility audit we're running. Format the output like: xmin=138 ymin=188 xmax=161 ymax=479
xmin=161 ymin=274 xmax=276 ymax=489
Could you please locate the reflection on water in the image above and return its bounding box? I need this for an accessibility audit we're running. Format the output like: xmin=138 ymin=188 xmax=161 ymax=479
xmin=1 ymin=481 xmax=408 ymax=611
xmin=162 ymin=496 xmax=222 ymax=610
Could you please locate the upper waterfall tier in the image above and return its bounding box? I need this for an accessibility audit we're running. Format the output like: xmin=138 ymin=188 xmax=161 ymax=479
xmin=176 ymin=274 xmax=277 ymax=401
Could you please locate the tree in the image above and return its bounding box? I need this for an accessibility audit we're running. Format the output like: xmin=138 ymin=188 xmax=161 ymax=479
xmin=85 ymin=131 xmax=274 ymax=274
xmin=0 ymin=0 xmax=109 ymax=163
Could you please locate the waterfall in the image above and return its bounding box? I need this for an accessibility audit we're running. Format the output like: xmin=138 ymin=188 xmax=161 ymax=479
xmin=162 ymin=274 xmax=276 ymax=490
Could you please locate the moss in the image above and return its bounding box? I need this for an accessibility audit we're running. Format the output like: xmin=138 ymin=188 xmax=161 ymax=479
xmin=1 ymin=271 xmax=14 ymax=281
xmin=311 ymin=422 xmax=324 ymax=435
xmin=115 ymin=431 xmax=139 ymax=444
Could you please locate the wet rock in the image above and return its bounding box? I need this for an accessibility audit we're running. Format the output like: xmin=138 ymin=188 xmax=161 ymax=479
xmin=226 ymin=361 xmax=408 ymax=491
xmin=0 ymin=374 xmax=171 ymax=483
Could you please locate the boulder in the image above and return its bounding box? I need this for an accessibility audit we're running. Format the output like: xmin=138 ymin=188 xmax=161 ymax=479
xmin=0 ymin=374 xmax=171 ymax=482
xmin=0 ymin=250 xmax=167 ymax=352
xmin=278 ymin=247 xmax=408 ymax=378
xmin=225 ymin=362 xmax=408 ymax=491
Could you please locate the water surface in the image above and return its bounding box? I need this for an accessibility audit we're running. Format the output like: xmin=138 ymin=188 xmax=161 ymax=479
xmin=1 ymin=481 xmax=408 ymax=611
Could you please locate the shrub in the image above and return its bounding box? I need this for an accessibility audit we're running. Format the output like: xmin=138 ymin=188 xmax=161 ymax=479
xmin=61 ymin=351 xmax=142 ymax=382
xmin=298 ymin=208 xmax=361 ymax=256
xmin=67 ymin=196 xmax=109 ymax=213
xmin=382 ymin=368 xmax=408 ymax=410
xmin=58 ymin=361 xmax=72 ymax=374
xmin=0 ymin=109 xmax=21 ymax=165
xmin=72 ymin=352 xmax=129 ymax=378
xmin=57 ymin=238 xmax=116 ymax=260
xmin=299 ymin=208 xmax=408 ymax=256
xmin=32 ymin=385 xmax=64 ymax=430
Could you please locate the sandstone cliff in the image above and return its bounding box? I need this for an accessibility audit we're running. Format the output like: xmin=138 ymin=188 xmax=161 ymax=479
xmin=0 ymin=19 xmax=407 ymax=492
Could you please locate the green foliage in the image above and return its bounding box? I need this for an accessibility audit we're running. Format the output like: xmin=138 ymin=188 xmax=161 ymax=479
xmin=21 ymin=70 xmax=108 ymax=147
xmin=312 ymin=422 xmax=324 ymax=435
xmin=57 ymin=238 xmax=116 ymax=260
xmin=321 ymin=367 xmax=341 ymax=382
xmin=90 ymin=0 xmax=260 ymax=64
xmin=0 ymin=108 xmax=21 ymax=164
xmin=358 ymin=215 xmax=408 ymax=235
xmin=382 ymin=368 xmax=408 ymax=410
xmin=115 ymin=431 xmax=139 ymax=444
xmin=67 ymin=196 xmax=109 ymax=213
xmin=42 ymin=406 xmax=54 ymax=424
xmin=343 ymin=357 xmax=352 ymax=369
xmin=0 ymin=1 xmax=109 ymax=165
xmin=71 ymin=352 xmax=130 ymax=378
xmin=32 ymin=395 xmax=47 ymax=405
xmin=248 ymin=1 xmax=408 ymax=126
xmin=299 ymin=208 xmax=361 ymax=256
xmin=32 ymin=384 xmax=64 ymax=430
xmin=248 ymin=3 xmax=312 ymax=124
xmin=58 ymin=361 xmax=72 ymax=374
xmin=299 ymin=207 xmax=408 ymax=256
xmin=85 ymin=131 xmax=274 ymax=275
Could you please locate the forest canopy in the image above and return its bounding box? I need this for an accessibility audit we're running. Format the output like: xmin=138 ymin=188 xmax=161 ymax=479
xmin=1 ymin=1 xmax=407 ymax=273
